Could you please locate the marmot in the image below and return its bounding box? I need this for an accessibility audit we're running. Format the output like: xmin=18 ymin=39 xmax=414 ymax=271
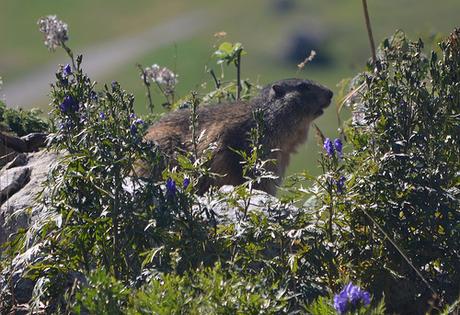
xmin=143 ymin=78 xmax=332 ymax=195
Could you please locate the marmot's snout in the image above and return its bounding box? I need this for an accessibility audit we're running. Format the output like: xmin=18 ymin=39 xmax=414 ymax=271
xmin=313 ymin=86 xmax=333 ymax=117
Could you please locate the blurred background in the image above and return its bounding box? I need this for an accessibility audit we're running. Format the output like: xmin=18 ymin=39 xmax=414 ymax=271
xmin=0 ymin=0 xmax=458 ymax=176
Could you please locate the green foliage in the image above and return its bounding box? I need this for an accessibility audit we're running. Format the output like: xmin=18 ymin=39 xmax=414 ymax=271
xmin=213 ymin=42 xmax=246 ymax=66
xmin=127 ymin=263 xmax=286 ymax=314
xmin=2 ymin=18 xmax=459 ymax=314
xmin=333 ymin=29 xmax=459 ymax=311
xmin=0 ymin=100 xmax=48 ymax=136
xmin=74 ymin=269 xmax=130 ymax=315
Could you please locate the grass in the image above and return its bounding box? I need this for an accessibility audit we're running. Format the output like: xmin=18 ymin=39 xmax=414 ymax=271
xmin=1 ymin=0 xmax=459 ymax=176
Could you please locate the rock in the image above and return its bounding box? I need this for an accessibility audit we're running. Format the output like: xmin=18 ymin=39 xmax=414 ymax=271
xmin=198 ymin=185 xmax=299 ymax=225
xmin=21 ymin=133 xmax=47 ymax=152
xmin=0 ymin=142 xmax=18 ymax=168
xmin=0 ymin=150 xmax=59 ymax=246
xmin=0 ymin=132 xmax=27 ymax=153
xmin=0 ymin=166 xmax=31 ymax=203
xmin=3 ymin=153 xmax=28 ymax=170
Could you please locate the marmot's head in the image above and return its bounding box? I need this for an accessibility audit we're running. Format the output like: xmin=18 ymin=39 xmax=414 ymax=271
xmin=261 ymin=78 xmax=333 ymax=120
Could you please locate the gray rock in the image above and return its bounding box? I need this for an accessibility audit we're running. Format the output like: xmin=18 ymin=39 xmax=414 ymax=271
xmin=197 ymin=185 xmax=299 ymax=225
xmin=0 ymin=150 xmax=59 ymax=246
xmin=21 ymin=133 xmax=47 ymax=152
xmin=0 ymin=166 xmax=31 ymax=203
xmin=3 ymin=153 xmax=28 ymax=170
xmin=0 ymin=142 xmax=18 ymax=168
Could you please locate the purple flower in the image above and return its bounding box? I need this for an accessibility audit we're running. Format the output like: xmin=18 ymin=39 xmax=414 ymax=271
xmin=130 ymin=118 xmax=145 ymax=135
xmin=333 ymin=290 xmax=349 ymax=314
xmin=334 ymin=282 xmax=371 ymax=314
xmin=133 ymin=118 xmax=144 ymax=125
xmin=63 ymin=64 xmax=72 ymax=75
xmin=183 ymin=178 xmax=190 ymax=189
xmin=111 ymin=81 xmax=118 ymax=91
xmin=336 ymin=176 xmax=346 ymax=193
xmin=59 ymin=95 xmax=79 ymax=113
xmin=99 ymin=112 xmax=106 ymax=120
xmin=129 ymin=113 xmax=137 ymax=119
xmin=166 ymin=178 xmax=176 ymax=196
xmin=323 ymin=138 xmax=335 ymax=157
xmin=130 ymin=124 xmax=137 ymax=135
xmin=334 ymin=138 xmax=343 ymax=158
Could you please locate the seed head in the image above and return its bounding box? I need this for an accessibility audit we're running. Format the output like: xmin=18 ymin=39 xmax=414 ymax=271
xmin=38 ymin=15 xmax=69 ymax=51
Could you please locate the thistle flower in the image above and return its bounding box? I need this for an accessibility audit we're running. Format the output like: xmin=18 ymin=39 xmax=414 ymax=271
xmin=323 ymin=138 xmax=335 ymax=157
xmin=59 ymin=95 xmax=79 ymax=113
xmin=166 ymin=178 xmax=176 ymax=196
xmin=333 ymin=282 xmax=370 ymax=314
xmin=38 ymin=15 xmax=69 ymax=51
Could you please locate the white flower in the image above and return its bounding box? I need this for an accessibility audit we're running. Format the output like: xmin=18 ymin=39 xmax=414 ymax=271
xmin=143 ymin=64 xmax=178 ymax=93
xmin=38 ymin=15 xmax=69 ymax=51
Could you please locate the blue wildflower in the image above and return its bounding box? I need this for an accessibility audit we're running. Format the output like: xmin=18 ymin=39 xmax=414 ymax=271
xmin=59 ymin=95 xmax=79 ymax=113
xmin=166 ymin=178 xmax=176 ymax=196
xmin=336 ymin=176 xmax=346 ymax=193
xmin=129 ymin=113 xmax=136 ymax=119
xmin=63 ymin=64 xmax=72 ymax=75
xmin=334 ymin=138 xmax=343 ymax=158
xmin=183 ymin=178 xmax=190 ymax=189
xmin=130 ymin=118 xmax=144 ymax=135
xmin=99 ymin=112 xmax=106 ymax=120
xmin=111 ymin=81 xmax=118 ymax=91
xmin=323 ymin=138 xmax=335 ymax=157
xmin=130 ymin=124 xmax=137 ymax=135
xmin=134 ymin=118 xmax=144 ymax=125
xmin=333 ymin=282 xmax=371 ymax=314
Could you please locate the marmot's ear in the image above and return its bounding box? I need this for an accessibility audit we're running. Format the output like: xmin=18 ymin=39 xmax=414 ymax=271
xmin=270 ymin=84 xmax=285 ymax=98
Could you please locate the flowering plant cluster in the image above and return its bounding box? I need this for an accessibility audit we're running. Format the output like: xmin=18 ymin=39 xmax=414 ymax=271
xmin=322 ymin=137 xmax=346 ymax=193
xmin=333 ymin=282 xmax=371 ymax=314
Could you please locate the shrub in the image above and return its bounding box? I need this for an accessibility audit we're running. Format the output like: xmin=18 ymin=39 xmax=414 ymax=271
xmin=0 ymin=101 xmax=48 ymax=136
xmin=336 ymin=29 xmax=460 ymax=312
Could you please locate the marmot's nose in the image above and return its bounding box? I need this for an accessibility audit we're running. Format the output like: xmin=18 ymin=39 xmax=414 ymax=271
xmin=326 ymin=89 xmax=333 ymax=100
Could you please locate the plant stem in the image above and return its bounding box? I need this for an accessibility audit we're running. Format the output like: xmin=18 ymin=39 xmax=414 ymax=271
xmin=209 ymin=69 xmax=221 ymax=89
xmin=61 ymin=42 xmax=76 ymax=70
xmin=361 ymin=0 xmax=377 ymax=64
xmin=190 ymin=92 xmax=199 ymax=161
xmin=236 ymin=51 xmax=242 ymax=100
xmin=137 ymin=64 xmax=154 ymax=113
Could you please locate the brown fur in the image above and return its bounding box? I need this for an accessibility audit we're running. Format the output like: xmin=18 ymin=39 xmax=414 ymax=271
xmin=143 ymin=78 xmax=332 ymax=195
